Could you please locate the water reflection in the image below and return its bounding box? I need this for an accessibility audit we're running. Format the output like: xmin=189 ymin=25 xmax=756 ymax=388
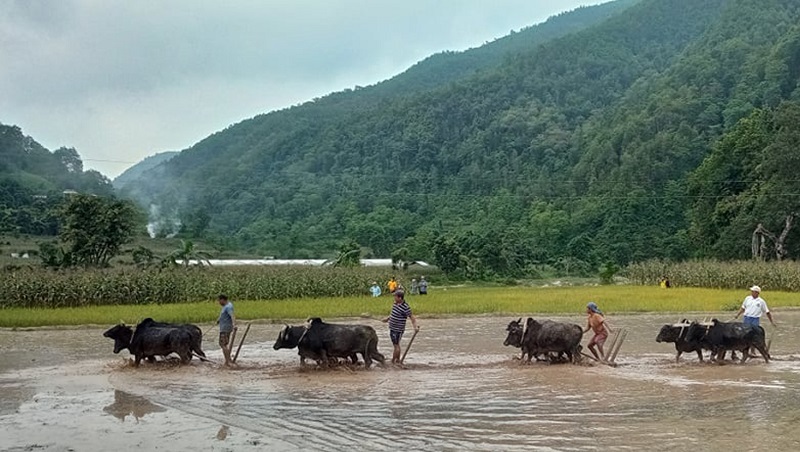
xmin=103 ymin=390 xmax=165 ymax=422
xmin=0 ymin=381 xmax=35 ymax=416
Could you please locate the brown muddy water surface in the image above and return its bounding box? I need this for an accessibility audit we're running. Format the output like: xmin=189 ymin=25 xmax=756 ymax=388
xmin=2 ymin=313 xmax=800 ymax=451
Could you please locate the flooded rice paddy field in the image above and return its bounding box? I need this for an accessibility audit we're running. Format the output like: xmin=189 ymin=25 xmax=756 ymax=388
xmin=2 ymin=313 xmax=800 ymax=451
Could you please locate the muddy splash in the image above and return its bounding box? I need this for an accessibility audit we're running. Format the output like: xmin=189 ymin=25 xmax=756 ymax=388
xmin=2 ymin=314 xmax=800 ymax=451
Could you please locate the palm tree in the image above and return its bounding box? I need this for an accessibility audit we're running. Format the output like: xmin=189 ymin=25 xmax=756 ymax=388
xmin=167 ymin=239 xmax=213 ymax=267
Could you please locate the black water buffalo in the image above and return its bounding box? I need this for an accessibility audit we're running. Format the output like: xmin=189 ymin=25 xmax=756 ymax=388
xmin=504 ymin=318 xmax=582 ymax=364
xmin=655 ymin=320 xmax=705 ymax=363
xmin=272 ymin=325 xmax=358 ymax=366
xmin=504 ymin=318 xmax=537 ymax=361
xmin=103 ymin=318 xmax=206 ymax=365
xmin=687 ymin=319 xmax=769 ymax=363
xmin=273 ymin=318 xmax=385 ymax=369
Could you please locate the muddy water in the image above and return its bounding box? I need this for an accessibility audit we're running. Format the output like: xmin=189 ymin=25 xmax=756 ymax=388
xmin=2 ymin=313 xmax=800 ymax=451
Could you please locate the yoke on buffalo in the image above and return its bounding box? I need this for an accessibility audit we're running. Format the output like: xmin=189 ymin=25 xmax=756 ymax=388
xmin=103 ymin=318 xmax=206 ymax=366
xmin=273 ymin=318 xmax=385 ymax=369
xmin=504 ymin=317 xmax=582 ymax=364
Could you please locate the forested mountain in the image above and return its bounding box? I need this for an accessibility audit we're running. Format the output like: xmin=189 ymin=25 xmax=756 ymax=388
xmin=122 ymin=0 xmax=800 ymax=277
xmin=0 ymin=124 xmax=114 ymax=235
xmin=113 ymin=151 xmax=178 ymax=190
xmin=365 ymin=0 xmax=639 ymax=100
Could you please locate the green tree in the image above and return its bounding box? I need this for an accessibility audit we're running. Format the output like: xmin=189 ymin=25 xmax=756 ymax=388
xmin=53 ymin=147 xmax=83 ymax=173
xmin=59 ymin=195 xmax=138 ymax=267
xmin=432 ymin=235 xmax=463 ymax=275
xmin=598 ymin=261 xmax=620 ymax=285
xmin=391 ymin=246 xmax=410 ymax=270
xmin=328 ymin=239 xmax=361 ymax=268
xmin=181 ymin=207 xmax=211 ymax=237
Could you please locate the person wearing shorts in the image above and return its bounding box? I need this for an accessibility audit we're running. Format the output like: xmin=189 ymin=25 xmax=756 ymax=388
xmin=584 ymin=301 xmax=610 ymax=361
xmin=382 ymin=289 xmax=419 ymax=365
xmin=216 ymin=294 xmax=237 ymax=366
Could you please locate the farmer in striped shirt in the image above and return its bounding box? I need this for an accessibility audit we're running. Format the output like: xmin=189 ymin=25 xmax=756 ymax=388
xmin=382 ymin=289 xmax=419 ymax=364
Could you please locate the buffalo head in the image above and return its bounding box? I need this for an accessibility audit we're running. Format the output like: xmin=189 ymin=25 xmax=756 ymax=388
xmin=274 ymin=324 xmax=303 ymax=350
xmin=504 ymin=318 xmax=523 ymax=347
xmin=103 ymin=324 xmax=133 ymax=354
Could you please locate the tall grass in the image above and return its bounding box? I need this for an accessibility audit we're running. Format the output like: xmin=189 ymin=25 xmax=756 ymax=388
xmin=626 ymin=259 xmax=800 ymax=291
xmin=4 ymin=285 xmax=799 ymax=328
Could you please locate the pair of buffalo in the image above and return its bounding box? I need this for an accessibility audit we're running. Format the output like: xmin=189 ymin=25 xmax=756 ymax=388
xmin=103 ymin=318 xmax=206 ymax=366
xmin=656 ymin=319 xmax=770 ymax=363
xmin=273 ymin=317 xmax=386 ymax=369
xmin=504 ymin=318 xmax=583 ymax=364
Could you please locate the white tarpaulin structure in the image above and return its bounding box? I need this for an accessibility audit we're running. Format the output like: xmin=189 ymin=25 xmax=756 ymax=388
xmin=185 ymin=258 xmax=430 ymax=267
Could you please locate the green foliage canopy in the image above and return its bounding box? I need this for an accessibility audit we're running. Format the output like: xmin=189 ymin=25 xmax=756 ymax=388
xmin=57 ymin=194 xmax=139 ymax=267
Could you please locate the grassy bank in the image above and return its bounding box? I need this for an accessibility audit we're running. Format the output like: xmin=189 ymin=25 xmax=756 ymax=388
xmin=4 ymin=285 xmax=799 ymax=328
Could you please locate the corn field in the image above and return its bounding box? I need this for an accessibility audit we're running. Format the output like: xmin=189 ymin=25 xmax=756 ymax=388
xmin=625 ymin=259 xmax=800 ymax=292
xmin=0 ymin=266 xmax=419 ymax=309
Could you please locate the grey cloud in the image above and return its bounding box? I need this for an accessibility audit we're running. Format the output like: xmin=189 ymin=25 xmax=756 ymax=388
xmin=0 ymin=0 xmax=603 ymax=176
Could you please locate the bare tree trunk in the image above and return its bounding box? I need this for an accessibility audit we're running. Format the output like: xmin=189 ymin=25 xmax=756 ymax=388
xmin=752 ymin=223 xmax=774 ymax=261
xmin=752 ymin=224 xmax=761 ymax=260
xmin=752 ymin=215 xmax=795 ymax=261
xmin=775 ymin=214 xmax=795 ymax=261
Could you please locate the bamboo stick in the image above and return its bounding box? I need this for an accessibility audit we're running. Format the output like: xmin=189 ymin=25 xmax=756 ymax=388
xmin=609 ymin=329 xmax=627 ymax=363
xmin=400 ymin=328 xmax=419 ymax=364
xmin=605 ymin=330 xmax=620 ymax=359
xmin=233 ymin=323 xmax=251 ymax=363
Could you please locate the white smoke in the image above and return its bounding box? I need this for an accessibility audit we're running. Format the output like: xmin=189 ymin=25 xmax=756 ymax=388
xmin=147 ymin=204 xmax=181 ymax=238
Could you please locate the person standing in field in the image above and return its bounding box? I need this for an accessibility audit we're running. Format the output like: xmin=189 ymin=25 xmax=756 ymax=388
xmin=418 ymin=276 xmax=428 ymax=295
xmin=370 ymin=281 xmax=382 ymax=297
xmin=382 ymin=289 xmax=419 ymax=365
xmin=216 ymin=294 xmax=237 ymax=366
xmin=734 ymin=285 xmax=776 ymax=327
xmin=584 ymin=301 xmax=610 ymax=361
xmin=410 ymin=278 xmax=418 ymax=295
xmin=387 ymin=276 xmax=398 ymax=294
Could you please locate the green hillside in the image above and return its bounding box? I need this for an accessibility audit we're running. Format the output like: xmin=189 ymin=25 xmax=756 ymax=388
xmin=366 ymin=0 xmax=640 ymax=100
xmin=0 ymin=124 xmax=115 ymax=235
xmin=121 ymin=0 xmax=800 ymax=277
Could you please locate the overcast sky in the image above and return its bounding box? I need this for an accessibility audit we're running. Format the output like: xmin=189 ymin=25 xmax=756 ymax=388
xmin=1 ymin=0 xmax=604 ymax=178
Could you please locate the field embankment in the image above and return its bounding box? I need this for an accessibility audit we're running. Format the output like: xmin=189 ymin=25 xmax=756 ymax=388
xmin=4 ymin=285 xmax=799 ymax=328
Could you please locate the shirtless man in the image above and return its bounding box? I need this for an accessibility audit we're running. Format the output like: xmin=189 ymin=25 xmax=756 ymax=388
xmin=584 ymin=301 xmax=611 ymax=361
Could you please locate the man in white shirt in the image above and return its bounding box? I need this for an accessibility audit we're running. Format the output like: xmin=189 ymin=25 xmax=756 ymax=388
xmin=734 ymin=285 xmax=776 ymax=327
